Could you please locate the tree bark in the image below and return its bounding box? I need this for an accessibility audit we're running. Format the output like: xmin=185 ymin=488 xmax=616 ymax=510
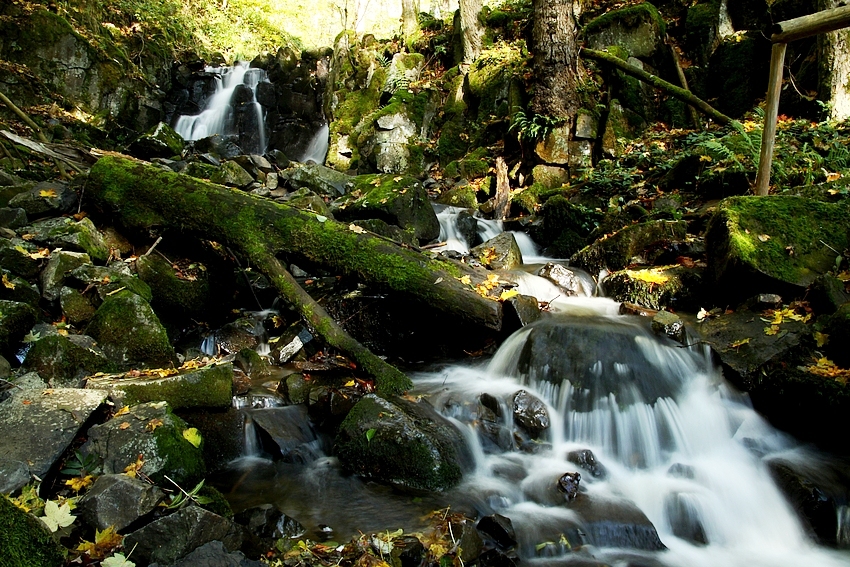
xmin=818 ymin=1 xmax=850 ymax=120
xmin=530 ymin=0 xmax=579 ymax=121
xmin=401 ymin=0 xmax=420 ymax=44
xmin=85 ymin=155 xmax=505 ymax=390
xmin=459 ymin=0 xmax=484 ymax=64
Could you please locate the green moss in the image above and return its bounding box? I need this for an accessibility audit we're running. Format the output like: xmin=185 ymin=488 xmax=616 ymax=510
xmin=0 ymin=496 xmax=65 ymax=567
xmin=23 ymin=334 xmax=113 ymax=385
xmin=584 ymin=2 xmax=667 ymax=38
xmin=104 ymin=363 xmax=233 ymax=409
xmin=605 ymin=44 xmax=631 ymax=61
xmin=149 ymin=413 xmax=206 ymax=485
xmin=436 ymin=186 xmax=479 ymax=209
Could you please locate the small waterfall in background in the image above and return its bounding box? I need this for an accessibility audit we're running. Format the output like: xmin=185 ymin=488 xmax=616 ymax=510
xmin=174 ymin=62 xmax=269 ymax=155
xmin=300 ymin=123 xmax=330 ymax=164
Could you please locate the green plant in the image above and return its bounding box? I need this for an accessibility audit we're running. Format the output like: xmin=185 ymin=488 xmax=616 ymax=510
xmin=61 ymin=450 xmax=101 ymax=478
xmin=509 ymin=110 xmax=564 ymax=142
xmin=163 ymin=477 xmax=214 ymax=510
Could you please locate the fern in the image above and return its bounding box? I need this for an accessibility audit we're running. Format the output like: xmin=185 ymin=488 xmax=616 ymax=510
xmin=510 ymin=110 xmax=563 ymax=142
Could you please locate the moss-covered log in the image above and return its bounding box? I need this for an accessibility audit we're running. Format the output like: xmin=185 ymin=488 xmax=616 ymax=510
xmin=582 ymin=48 xmax=733 ymax=126
xmin=86 ymin=155 xmax=505 ymax=393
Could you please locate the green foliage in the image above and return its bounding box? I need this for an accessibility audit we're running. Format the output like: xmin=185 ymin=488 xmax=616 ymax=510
xmin=509 ymin=110 xmax=563 ymax=142
xmin=61 ymin=450 xmax=101 ymax=478
xmin=163 ymin=477 xmax=214 ymax=510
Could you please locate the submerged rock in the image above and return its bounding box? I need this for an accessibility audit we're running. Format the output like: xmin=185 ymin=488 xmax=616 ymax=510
xmin=335 ymin=394 xmax=467 ymax=491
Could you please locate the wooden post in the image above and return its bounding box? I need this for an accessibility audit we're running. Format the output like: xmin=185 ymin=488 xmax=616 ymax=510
xmin=755 ymin=42 xmax=787 ymax=196
xmin=770 ymin=5 xmax=850 ymax=43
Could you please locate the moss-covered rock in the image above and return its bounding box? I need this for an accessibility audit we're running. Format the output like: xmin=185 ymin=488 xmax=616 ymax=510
xmin=68 ymin=263 xmax=153 ymax=303
xmin=24 ymin=217 xmax=109 ymax=261
xmin=59 ymin=286 xmax=97 ymax=325
xmin=332 ymin=174 xmax=440 ymax=242
xmin=685 ymin=0 xmax=722 ymax=67
xmin=86 ymin=362 xmax=234 ymax=409
xmin=128 ymin=122 xmax=186 ymax=160
xmin=0 ymin=268 xmax=40 ymax=307
xmin=470 ymin=232 xmax=523 ymax=270
xmin=23 ymin=333 xmax=112 ymax=387
xmin=584 ymin=2 xmax=667 ymax=59
xmin=571 ymin=220 xmax=688 ymax=275
xmin=0 ymin=238 xmax=45 ymax=279
xmin=210 ymin=160 xmax=255 ymax=188
xmin=436 ymin=185 xmax=479 ymax=209
xmin=135 ymin=254 xmax=213 ymax=324
xmin=444 ymin=148 xmax=490 ymax=180
xmin=0 ymin=300 xmax=38 ymax=361
xmin=85 ymin=290 xmax=176 ymax=368
xmin=603 ymin=264 xmax=702 ymax=311
xmin=465 ymin=43 xmax=527 ymax=122
xmin=706 ymin=196 xmax=850 ymax=302
xmin=40 ymin=250 xmax=92 ymax=302
xmin=351 ymin=219 xmax=418 ymax=247
xmin=530 ymin=196 xmax=602 ymax=258
xmin=0 ymin=496 xmax=65 ymax=567
xmin=82 ymin=401 xmax=206 ymax=485
xmin=335 ymin=394 xmax=466 ymax=491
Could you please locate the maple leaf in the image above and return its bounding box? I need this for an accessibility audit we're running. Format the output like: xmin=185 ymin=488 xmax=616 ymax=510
xmin=499 ymin=289 xmax=519 ymax=302
xmin=65 ymin=475 xmax=94 ymax=492
xmin=123 ymin=455 xmax=145 ymax=477
xmin=145 ymin=418 xmax=164 ymax=432
xmin=815 ymin=331 xmax=829 ymax=348
xmin=41 ymin=500 xmax=75 ymax=532
xmin=118 ymin=421 xmax=131 ymax=430
xmin=39 ymin=189 xmax=58 ymax=198
xmin=458 ymin=275 xmax=472 ymax=286
xmin=102 ymin=553 xmax=135 ymax=567
xmin=77 ymin=526 xmax=124 ymax=560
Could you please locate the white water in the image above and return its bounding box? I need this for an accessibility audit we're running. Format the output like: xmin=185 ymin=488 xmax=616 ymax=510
xmin=174 ymin=62 xmax=268 ymax=154
xmin=300 ymin=123 xmax=330 ymax=164
xmin=413 ymin=301 xmax=850 ymax=567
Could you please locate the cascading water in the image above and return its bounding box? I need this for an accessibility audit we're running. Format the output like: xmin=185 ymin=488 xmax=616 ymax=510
xmin=300 ymin=123 xmax=330 ymax=164
xmin=174 ymin=62 xmax=268 ymax=155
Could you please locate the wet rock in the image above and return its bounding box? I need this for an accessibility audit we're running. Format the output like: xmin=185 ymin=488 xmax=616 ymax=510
xmin=571 ymin=220 xmax=688 ymax=276
xmin=557 ymin=472 xmax=582 ymax=501
xmin=0 ymin=496 xmax=65 ymax=567
xmin=59 ymin=286 xmax=96 ymax=324
xmin=450 ymin=518 xmax=485 ymax=564
xmin=0 ymin=206 xmax=27 ymax=229
xmin=23 ymin=333 xmax=111 ymax=387
xmin=0 ymin=355 xmax=9 ymax=381
xmin=335 ymin=394 xmax=467 ymax=491
xmin=24 ymin=217 xmax=109 ymax=261
xmin=82 ymin=401 xmax=205 ymax=485
xmin=512 ymin=390 xmax=550 ymax=438
xmin=808 ymin=274 xmax=850 ymax=315
xmin=136 ymin=254 xmax=214 ymax=323
xmin=41 ymin=250 xmax=92 ymax=301
xmin=821 ymin=303 xmax=850 ymax=368
xmin=567 ymin=449 xmax=608 ymax=480
xmin=768 ymin=459 xmax=843 ymax=546
xmin=471 ymin=232 xmax=523 ymax=270
xmin=211 ymin=160 xmax=255 ymax=188
xmin=194 ymin=134 xmax=244 ymax=160
xmin=0 ymin=238 xmax=45 ymax=279
xmin=537 ymin=262 xmax=583 ymax=296
xmin=85 ymin=290 xmax=176 ymax=368
xmin=332 ymin=174 xmax=439 ymax=242
xmin=68 ymin=263 xmax=153 ymax=302
xmin=477 ymin=514 xmax=517 ymax=549
xmin=569 ymin=494 xmax=665 ymax=551
xmin=248 ymin=405 xmax=319 ymax=462
xmin=477 ymin=549 xmax=518 ymax=567
xmin=235 ymin=503 xmax=306 ymax=557
xmin=123 ymin=506 xmax=242 ymax=566
xmin=85 ymin=362 xmax=233 ymax=409
xmin=212 ymin=316 xmax=266 ymax=356
xmin=0 ymin=268 xmax=40 ymax=306
xmin=604 ymin=265 xmax=702 ymax=312
xmin=0 ymin=300 xmax=38 ymax=361
xmin=8 ymin=181 xmax=77 ymax=218
xmin=664 ymin=492 xmax=707 ymax=545
xmin=277 ymin=372 xmax=310 ymax=404
xmin=0 ymin=388 xmax=108 ymax=493
xmin=149 ymin=540 xmax=263 ymax=567
xmin=667 ymin=463 xmax=696 ymax=479
xmin=77 ymin=473 xmax=165 ymax=531
xmin=651 ymin=309 xmax=686 ymax=344
xmin=283 ymin=163 xmax=353 ymax=197
xmin=390 ymin=535 xmax=427 ymax=567
xmin=502 ymin=294 xmax=541 ymax=330
xmin=618 ymin=302 xmax=658 ymax=317
xmin=585 ymin=3 xmax=666 ymax=59
xmin=706 ymin=196 xmax=849 ymax=303
xmin=128 ymin=121 xmax=186 ymax=160
xmin=234 ymin=348 xmax=272 ymax=379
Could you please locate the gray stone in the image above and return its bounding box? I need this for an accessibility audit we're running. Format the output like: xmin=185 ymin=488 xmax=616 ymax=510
xmin=503 ymin=294 xmax=541 ymax=329
xmin=283 ymin=163 xmax=353 ymax=197
xmin=575 ymin=112 xmax=599 ymax=140
xmin=651 ymin=310 xmax=686 ymax=344
xmin=24 ymin=217 xmax=109 ymax=261
xmin=0 ymin=388 xmax=108 ymax=493
xmin=124 ymin=506 xmax=242 ymax=566
xmin=471 ymin=232 xmax=523 ymax=270
xmin=70 ymin=263 xmax=153 ymax=302
xmin=531 ymin=164 xmax=569 ymax=189
xmin=0 ymin=237 xmax=45 ymax=279
xmin=537 ymin=262 xmax=584 ymax=296
xmin=81 ymin=401 xmax=205 ymax=485
xmin=41 ymin=250 xmax=92 ymax=301
xmin=585 ymin=3 xmax=666 ymax=59
xmin=0 ymin=354 xmax=9 ymax=380
xmin=512 ymin=390 xmax=550 ymax=438
xmin=211 ymin=160 xmax=255 ymax=188
xmin=8 ymin=181 xmax=77 ymax=218
xmin=234 ymin=503 xmax=306 ymax=541
xmin=128 ymin=121 xmax=186 ymax=160
xmin=248 ymin=405 xmax=319 ymax=462
xmin=0 ymin=207 xmax=27 ymax=229
xmin=571 ymin=220 xmax=688 ymax=275
xmin=150 ymin=540 xmax=263 ymax=567
xmin=77 ymin=474 xmax=165 ymax=531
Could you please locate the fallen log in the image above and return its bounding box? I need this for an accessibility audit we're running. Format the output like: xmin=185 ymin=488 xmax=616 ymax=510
xmin=85 ymin=155 xmax=505 ymax=392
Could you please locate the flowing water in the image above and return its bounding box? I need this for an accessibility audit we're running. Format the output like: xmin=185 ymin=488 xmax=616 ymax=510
xmin=213 ymin=213 xmax=850 ymax=566
xmin=174 ymin=62 xmax=268 ymax=154
xmin=300 ymin=123 xmax=330 ymax=164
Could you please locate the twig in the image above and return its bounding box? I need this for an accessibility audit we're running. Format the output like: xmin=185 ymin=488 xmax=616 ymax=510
xmin=820 ymin=239 xmax=841 ymax=255
xmin=0 ymin=91 xmax=69 ymax=178
xmin=143 ymin=236 xmax=162 ymax=256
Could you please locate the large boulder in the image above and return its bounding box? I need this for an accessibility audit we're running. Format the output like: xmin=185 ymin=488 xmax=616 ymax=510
xmin=81 ymin=401 xmax=206 ymax=485
xmin=282 ymin=163 xmax=353 ymax=197
xmin=0 ymin=388 xmax=108 ymax=493
xmin=571 ymin=220 xmax=688 ymax=275
xmin=85 ymin=290 xmax=176 ymax=368
xmin=603 ymin=264 xmax=702 ymax=311
xmin=23 ymin=333 xmax=112 ymax=387
xmin=77 ymin=474 xmax=165 ymax=531
xmin=706 ymin=196 xmax=850 ymax=303
xmin=68 ymin=263 xmax=153 ymax=302
xmin=134 ymin=254 xmax=215 ymax=324
xmin=584 ymin=3 xmax=667 ymax=60
xmin=332 ymin=174 xmax=440 ymax=242
xmin=40 ymin=250 xmax=92 ymax=301
xmin=471 ymin=232 xmax=523 ymax=271
xmin=128 ymin=122 xmax=186 ymax=160
xmin=0 ymin=238 xmax=46 ymax=279
xmin=8 ymin=181 xmax=77 ymax=219
xmin=23 ymin=217 xmax=109 ymax=261
xmin=335 ymin=394 xmax=468 ymax=491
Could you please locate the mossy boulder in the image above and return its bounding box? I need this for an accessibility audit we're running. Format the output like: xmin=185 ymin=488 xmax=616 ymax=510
xmin=136 ymin=254 xmax=213 ymax=323
xmin=59 ymin=286 xmax=97 ymax=325
xmin=685 ymin=0 xmax=722 ymax=67
xmin=436 ymin=185 xmax=478 ymax=209
xmin=282 ymin=163 xmax=354 ymax=197
xmin=68 ymin=263 xmax=153 ymax=303
xmin=351 ymin=219 xmax=418 ymax=247
xmin=470 ymin=232 xmax=523 ymax=271
xmin=444 ymin=148 xmax=490 ymax=180
xmin=40 ymin=251 xmax=92 ymax=302
xmin=210 ymin=160 xmax=255 ymax=188
xmin=24 ymin=217 xmax=109 ymax=261
xmin=85 ymin=290 xmax=176 ymax=368
xmin=529 ymin=196 xmax=602 ymax=258
xmin=85 ymin=362 xmax=234 ymax=409
xmin=0 ymin=496 xmax=65 ymax=567
xmin=335 ymin=394 xmax=466 ymax=491
xmin=8 ymin=181 xmax=77 ymax=219
xmin=531 ymin=164 xmax=570 ymax=190
xmin=705 ymin=196 xmax=850 ymax=303
xmin=82 ymin=401 xmax=206 ymax=485
xmin=0 ymin=268 xmax=40 ymax=307
xmin=0 ymin=238 xmax=45 ymax=279
xmin=0 ymin=300 xmax=38 ymax=361
xmin=464 ymin=43 xmax=526 ymax=122
xmin=584 ymin=2 xmax=667 ymax=59
xmin=332 ymin=174 xmax=440 ymax=242
xmin=571 ymin=220 xmax=688 ymax=275
xmin=128 ymin=122 xmax=186 ymax=160
xmin=603 ymin=265 xmax=702 ymax=311
xmin=23 ymin=333 xmax=112 ymax=387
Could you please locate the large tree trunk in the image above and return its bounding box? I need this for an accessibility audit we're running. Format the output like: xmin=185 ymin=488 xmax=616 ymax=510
xmin=530 ymin=0 xmax=579 ymax=120
xmin=86 ymin=155 xmax=505 ymax=392
xmin=818 ymin=0 xmax=850 ymax=120
xmin=402 ymin=0 xmax=420 ymax=43
xmin=459 ymin=0 xmax=484 ymax=64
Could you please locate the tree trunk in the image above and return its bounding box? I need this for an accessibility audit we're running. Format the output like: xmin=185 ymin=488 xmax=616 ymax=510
xmin=402 ymin=0 xmax=420 ymax=43
xmin=85 ymin=155 xmax=505 ymax=389
xmin=530 ymin=0 xmax=579 ymax=121
xmin=459 ymin=0 xmax=484 ymax=64
xmin=818 ymin=0 xmax=850 ymax=120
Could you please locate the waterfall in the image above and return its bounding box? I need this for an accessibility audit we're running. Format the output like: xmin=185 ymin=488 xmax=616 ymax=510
xmin=174 ymin=62 xmax=268 ymax=155
xmin=300 ymin=123 xmax=330 ymax=164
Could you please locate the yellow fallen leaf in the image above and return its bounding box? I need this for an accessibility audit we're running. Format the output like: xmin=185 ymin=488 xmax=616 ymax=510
xmin=145 ymin=418 xmax=164 ymax=432
xmin=815 ymin=331 xmax=829 ymax=348
xmin=458 ymin=275 xmax=472 ymax=286
xmin=182 ymin=427 xmax=202 ymax=448
xmin=499 ymin=289 xmax=519 ymax=301
xmin=344 ymin=380 xmax=355 ymax=387
xmin=65 ymin=475 xmax=94 ymax=492
xmin=123 ymin=455 xmax=144 ymax=477
xmin=764 ymin=324 xmax=780 ymax=336
xmin=118 ymin=422 xmax=131 ymax=430
xmin=114 ymin=405 xmax=130 ymax=417
xmin=729 ymin=338 xmax=751 ymax=348
xmin=2 ymin=273 xmax=15 ymax=289
xmin=39 ymin=189 xmax=58 ymax=198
